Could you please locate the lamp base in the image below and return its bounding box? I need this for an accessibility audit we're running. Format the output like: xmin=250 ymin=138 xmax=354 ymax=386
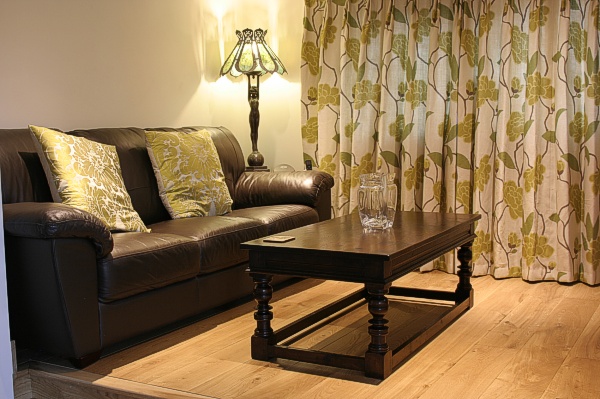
xmin=247 ymin=150 xmax=265 ymax=167
xmin=245 ymin=165 xmax=270 ymax=172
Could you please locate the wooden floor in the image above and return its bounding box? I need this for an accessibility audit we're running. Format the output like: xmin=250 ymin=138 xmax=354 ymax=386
xmin=14 ymin=270 xmax=600 ymax=399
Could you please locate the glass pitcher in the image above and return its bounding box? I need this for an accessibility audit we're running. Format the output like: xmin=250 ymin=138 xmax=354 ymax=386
xmin=358 ymin=172 xmax=397 ymax=230
xmin=358 ymin=173 xmax=388 ymax=230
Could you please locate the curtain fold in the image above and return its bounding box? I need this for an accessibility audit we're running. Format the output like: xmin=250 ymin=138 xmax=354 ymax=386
xmin=301 ymin=0 xmax=600 ymax=284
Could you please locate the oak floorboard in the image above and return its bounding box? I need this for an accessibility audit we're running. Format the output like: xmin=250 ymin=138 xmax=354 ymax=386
xmin=568 ymin=300 xmax=600 ymax=360
xmin=145 ymin=358 xmax=242 ymax=394
xmin=539 ymin=301 xmax=600 ymax=399
xmin=13 ymin=369 xmax=32 ymax=399
xmin=562 ymin=281 xmax=600 ymax=300
xmin=394 ymin=270 xmax=459 ymax=292
xmin=417 ymin=345 xmax=518 ymax=399
xmin=540 ymin=356 xmax=600 ymax=399
xmin=232 ymin=360 xmax=355 ymax=399
xmin=109 ymin=318 xmax=254 ymax=383
xmin=25 ymin=362 xmax=212 ymax=399
xmin=187 ymin=362 xmax=290 ymax=399
xmin=296 ymin=368 xmax=387 ymax=399
xmin=478 ymin=297 xmax=598 ymax=399
xmin=475 ymin=283 xmax=565 ymax=350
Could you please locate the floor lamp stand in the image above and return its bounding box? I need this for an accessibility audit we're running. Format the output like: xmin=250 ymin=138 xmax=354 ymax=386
xmin=245 ymin=73 xmax=269 ymax=172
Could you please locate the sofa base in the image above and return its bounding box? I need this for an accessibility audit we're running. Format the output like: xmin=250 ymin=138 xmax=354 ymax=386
xmin=99 ymin=278 xmax=201 ymax=349
xmin=97 ymin=264 xmax=296 ymax=362
xmin=70 ymin=350 xmax=102 ymax=369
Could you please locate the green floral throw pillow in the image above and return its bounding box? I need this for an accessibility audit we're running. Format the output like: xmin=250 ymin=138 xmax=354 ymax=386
xmin=145 ymin=129 xmax=233 ymax=218
xmin=30 ymin=125 xmax=150 ymax=233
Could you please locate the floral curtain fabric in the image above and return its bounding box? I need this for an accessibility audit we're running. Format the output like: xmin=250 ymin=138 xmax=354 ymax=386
xmin=301 ymin=0 xmax=600 ymax=284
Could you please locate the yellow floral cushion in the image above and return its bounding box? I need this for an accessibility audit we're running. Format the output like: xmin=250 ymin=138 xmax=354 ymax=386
xmin=145 ymin=129 xmax=233 ymax=218
xmin=29 ymin=125 xmax=150 ymax=233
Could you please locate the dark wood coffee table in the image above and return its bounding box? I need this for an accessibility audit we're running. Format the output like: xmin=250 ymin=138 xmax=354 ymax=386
xmin=241 ymin=211 xmax=481 ymax=379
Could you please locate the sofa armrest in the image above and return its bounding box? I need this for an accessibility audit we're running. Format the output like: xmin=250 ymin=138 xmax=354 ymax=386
xmin=233 ymin=171 xmax=334 ymax=220
xmin=3 ymin=202 xmax=113 ymax=258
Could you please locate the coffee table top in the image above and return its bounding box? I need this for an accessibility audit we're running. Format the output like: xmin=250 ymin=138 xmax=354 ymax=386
xmin=242 ymin=211 xmax=480 ymax=284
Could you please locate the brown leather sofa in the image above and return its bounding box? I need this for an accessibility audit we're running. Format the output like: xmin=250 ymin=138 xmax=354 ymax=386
xmin=0 ymin=126 xmax=334 ymax=367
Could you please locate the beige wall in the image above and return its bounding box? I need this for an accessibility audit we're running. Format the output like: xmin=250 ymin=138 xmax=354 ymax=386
xmin=0 ymin=0 xmax=305 ymax=170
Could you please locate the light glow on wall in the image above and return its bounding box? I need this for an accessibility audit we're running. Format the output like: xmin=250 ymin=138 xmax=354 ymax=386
xmin=203 ymin=0 xmax=234 ymax=65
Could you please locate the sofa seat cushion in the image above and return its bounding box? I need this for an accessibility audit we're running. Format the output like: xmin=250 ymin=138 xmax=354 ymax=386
xmin=149 ymin=216 xmax=267 ymax=274
xmin=98 ymin=232 xmax=200 ymax=303
xmin=228 ymin=205 xmax=319 ymax=235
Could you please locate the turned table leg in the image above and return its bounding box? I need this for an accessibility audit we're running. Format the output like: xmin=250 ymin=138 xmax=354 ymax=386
xmin=456 ymin=241 xmax=474 ymax=306
xmin=251 ymin=273 xmax=273 ymax=360
xmin=365 ymin=283 xmax=392 ymax=379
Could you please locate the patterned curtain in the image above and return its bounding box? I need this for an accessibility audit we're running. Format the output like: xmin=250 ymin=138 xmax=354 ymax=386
xmin=301 ymin=0 xmax=600 ymax=284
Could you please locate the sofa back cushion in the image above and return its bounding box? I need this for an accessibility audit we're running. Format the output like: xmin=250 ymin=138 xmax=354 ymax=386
xmin=0 ymin=128 xmax=53 ymax=204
